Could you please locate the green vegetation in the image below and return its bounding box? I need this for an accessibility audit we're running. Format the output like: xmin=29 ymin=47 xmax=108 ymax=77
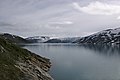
xmin=0 ymin=38 xmax=23 ymax=80
xmin=0 ymin=38 xmax=51 ymax=80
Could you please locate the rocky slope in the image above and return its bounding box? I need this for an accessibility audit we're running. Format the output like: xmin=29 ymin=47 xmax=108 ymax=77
xmin=0 ymin=38 xmax=53 ymax=80
xmin=76 ymin=28 xmax=120 ymax=45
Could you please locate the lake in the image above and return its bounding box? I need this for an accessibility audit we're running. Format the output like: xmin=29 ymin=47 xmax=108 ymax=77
xmin=23 ymin=43 xmax=120 ymax=80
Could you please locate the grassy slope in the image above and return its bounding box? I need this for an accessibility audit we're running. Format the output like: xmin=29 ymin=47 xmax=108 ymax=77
xmin=0 ymin=38 xmax=50 ymax=80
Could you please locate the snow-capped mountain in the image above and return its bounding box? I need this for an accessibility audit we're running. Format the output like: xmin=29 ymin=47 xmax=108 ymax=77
xmin=26 ymin=36 xmax=50 ymax=43
xmin=76 ymin=28 xmax=120 ymax=45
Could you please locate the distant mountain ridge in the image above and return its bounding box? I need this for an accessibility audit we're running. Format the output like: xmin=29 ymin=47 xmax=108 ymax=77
xmin=2 ymin=27 xmax=120 ymax=45
xmin=75 ymin=27 xmax=120 ymax=45
xmin=45 ymin=37 xmax=81 ymax=43
xmin=0 ymin=33 xmax=81 ymax=44
xmin=26 ymin=36 xmax=50 ymax=43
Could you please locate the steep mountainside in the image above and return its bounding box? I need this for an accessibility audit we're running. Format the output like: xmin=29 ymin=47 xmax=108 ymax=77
xmin=26 ymin=36 xmax=50 ymax=43
xmin=0 ymin=38 xmax=53 ymax=80
xmin=76 ymin=28 xmax=120 ymax=45
xmin=0 ymin=33 xmax=30 ymax=44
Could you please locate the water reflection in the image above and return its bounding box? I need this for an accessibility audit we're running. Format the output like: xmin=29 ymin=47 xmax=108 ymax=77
xmin=23 ymin=43 xmax=120 ymax=80
xmin=81 ymin=44 xmax=120 ymax=57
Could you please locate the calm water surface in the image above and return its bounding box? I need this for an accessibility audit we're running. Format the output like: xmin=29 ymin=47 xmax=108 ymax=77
xmin=23 ymin=43 xmax=120 ymax=80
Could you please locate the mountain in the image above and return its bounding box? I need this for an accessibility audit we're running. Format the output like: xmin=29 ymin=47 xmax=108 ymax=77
xmin=0 ymin=33 xmax=30 ymax=44
xmin=45 ymin=39 xmax=62 ymax=43
xmin=45 ymin=37 xmax=81 ymax=43
xmin=75 ymin=28 xmax=120 ymax=45
xmin=59 ymin=37 xmax=81 ymax=43
xmin=26 ymin=36 xmax=50 ymax=43
xmin=0 ymin=37 xmax=53 ymax=80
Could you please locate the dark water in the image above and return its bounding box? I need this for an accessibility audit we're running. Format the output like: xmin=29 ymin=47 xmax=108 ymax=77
xmin=23 ymin=43 xmax=120 ymax=80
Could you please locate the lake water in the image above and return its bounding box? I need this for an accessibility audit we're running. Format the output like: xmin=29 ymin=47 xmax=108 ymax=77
xmin=23 ymin=43 xmax=120 ymax=80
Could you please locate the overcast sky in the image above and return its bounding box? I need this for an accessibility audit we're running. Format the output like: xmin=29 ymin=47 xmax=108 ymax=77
xmin=0 ymin=0 xmax=120 ymax=37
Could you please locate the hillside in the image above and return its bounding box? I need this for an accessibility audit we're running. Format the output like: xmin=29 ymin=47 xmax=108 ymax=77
xmin=76 ymin=28 xmax=120 ymax=45
xmin=0 ymin=38 xmax=53 ymax=80
xmin=0 ymin=33 xmax=30 ymax=44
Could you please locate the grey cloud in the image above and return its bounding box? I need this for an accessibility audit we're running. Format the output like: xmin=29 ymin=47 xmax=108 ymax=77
xmin=0 ymin=0 xmax=120 ymax=37
xmin=0 ymin=22 xmax=14 ymax=27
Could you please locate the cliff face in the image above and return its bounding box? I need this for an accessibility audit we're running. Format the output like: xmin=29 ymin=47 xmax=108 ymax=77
xmin=0 ymin=38 xmax=53 ymax=80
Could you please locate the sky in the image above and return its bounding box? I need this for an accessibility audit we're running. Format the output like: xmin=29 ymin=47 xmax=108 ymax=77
xmin=0 ymin=0 xmax=120 ymax=37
